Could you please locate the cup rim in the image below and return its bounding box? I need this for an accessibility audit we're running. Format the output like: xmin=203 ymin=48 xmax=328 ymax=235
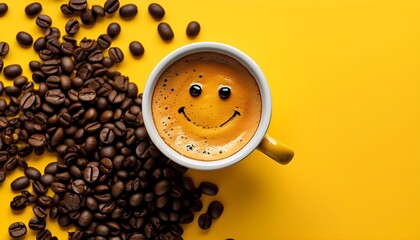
xmin=142 ymin=42 xmax=272 ymax=170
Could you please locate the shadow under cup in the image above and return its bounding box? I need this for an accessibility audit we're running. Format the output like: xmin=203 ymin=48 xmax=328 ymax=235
xmin=142 ymin=42 xmax=272 ymax=170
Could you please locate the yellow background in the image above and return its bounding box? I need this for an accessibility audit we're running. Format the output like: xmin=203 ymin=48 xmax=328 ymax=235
xmin=1 ymin=0 xmax=420 ymax=239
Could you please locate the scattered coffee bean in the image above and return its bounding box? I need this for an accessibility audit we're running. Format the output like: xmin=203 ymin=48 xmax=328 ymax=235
xmin=198 ymin=213 xmax=212 ymax=230
xmin=104 ymin=0 xmax=120 ymax=14
xmin=60 ymin=4 xmax=74 ymax=15
xmin=28 ymin=216 xmax=46 ymax=230
xmin=69 ymin=0 xmax=87 ymax=11
xmin=8 ymin=222 xmax=27 ymax=238
xmin=129 ymin=41 xmax=145 ymax=57
xmin=92 ymin=5 xmax=105 ymax=18
xmin=157 ymin=22 xmax=174 ymax=41
xmin=24 ymin=166 xmax=41 ymax=180
xmin=207 ymin=200 xmax=224 ymax=219
xmin=108 ymin=47 xmax=124 ymax=63
xmin=186 ymin=21 xmax=201 ymax=37
xmin=0 ymin=41 xmax=9 ymax=56
xmin=199 ymin=181 xmax=219 ymax=195
xmin=36 ymin=14 xmax=52 ymax=28
xmin=25 ymin=2 xmax=43 ymax=17
xmin=0 ymin=3 xmax=8 ymax=16
xmin=0 ymin=169 xmax=6 ymax=183
xmin=33 ymin=37 xmax=46 ymax=52
xmin=16 ymin=31 xmax=34 ymax=47
xmin=11 ymin=176 xmax=30 ymax=191
xmin=119 ymin=4 xmax=138 ymax=19
xmin=81 ymin=8 xmax=95 ymax=26
xmin=97 ymin=34 xmax=112 ymax=49
xmin=107 ymin=22 xmax=121 ymax=38
xmin=148 ymin=3 xmax=165 ymax=20
xmin=65 ymin=19 xmax=80 ymax=35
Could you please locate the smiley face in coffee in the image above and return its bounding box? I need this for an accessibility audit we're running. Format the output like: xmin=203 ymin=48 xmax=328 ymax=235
xmin=152 ymin=52 xmax=262 ymax=161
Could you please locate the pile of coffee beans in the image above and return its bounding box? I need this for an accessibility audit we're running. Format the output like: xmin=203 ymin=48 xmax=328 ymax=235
xmin=0 ymin=1 xmax=221 ymax=239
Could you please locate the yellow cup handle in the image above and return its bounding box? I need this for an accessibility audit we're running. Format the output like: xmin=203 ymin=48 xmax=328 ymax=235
xmin=257 ymin=135 xmax=294 ymax=165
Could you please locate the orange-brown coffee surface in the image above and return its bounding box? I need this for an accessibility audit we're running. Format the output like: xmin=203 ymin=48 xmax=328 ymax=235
xmin=152 ymin=52 xmax=262 ymax=161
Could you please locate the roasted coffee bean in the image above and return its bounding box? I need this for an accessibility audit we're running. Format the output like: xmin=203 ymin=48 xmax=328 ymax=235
xmin=0 ymin=169 xmax=6 ymax=183
xmin=199 ymin=181 xmax=219 ymax=195
xmin=4 ymin=64 xmax=23 ymax=79
xmin=92 ymin=5 xmax=105 ymax=17
xmin=33 ymin=180 xmax=47 ymax=195
xmin=97 ymin=34 xmax=112 ymax=49
xmin=0 ymin=41 xmax=9 ymax=56
xmin=158 ymin=22 xmax=174 ymax=41
xmin=5 ymin=86 xmax=21 ymax=97
xmin=25 ymin=2 xmax=43 ymax=17
xmin=78 ymin=209 xmax=93 ymax=227
xmin=14 ymin=75 xmax=28 ymax=87
xmin=119 ymin=4 xmax=138 ymax=19
xmin=40 ymin=174 xmax=54 ymax=187
xmin=28 ymin=217 xmax=46 ymax=230
xmin=11 ymin=176 xmax=30 ymax=191
xmin=36 ymin=229 xmax=52 ymax=240
xmin=4 ymin=157 xmax=19 ymax=172
xmin=108 ymin=47 xmax=124 ymax=63
xmin=72 ymin=179 xmax=87 ymax=194
xmin=46 ymin=38 xmax=61 ymax=54
xmin=36 ymin=14 xmax=52 ymax=28
xmin=186 ymin=21 xmax=201 ymax=37
xmin=104 ymin=0 xmax=120 ymax=14
xmin=33 ymin=205 xmax=48 ymax=219
xmin=81 ymin=8 xmax=95 ymax=26
xmin=33 ymin=37 xmax=46 ymax=52
xmin=41 ymin=59 xmax=60 ymax=75
xmin=60 ymin=4 xmax=74 ymax=15
xmin=65 ymin=19 xmax=80 ymax=35
xmin=28 ymin=134 xmax=46 ymax=147
xmin=69 ymin=0 xmax=87 ymax=11
xmin=84 ymin=165 xmax=100 ymax=183
xmin=129 ymin=41 xmax=144 ymax=57
xmin=107 ymin=22 xmax=121 ymax=38
xmin=58 ymin=214 xmax=72 ymax=227
xmin=154 ymin=179 xmax=170 ymax=195
xmin=0 ymin=58 xmax=3 ymax=72
xmin=44 ymin=162 xmax=58 ymax=175
xmin=148 ymin=3 xmax=165 ymax=20
xmin=24 ymin=166 xmax=41 ymax=180
xmin=78 ymin=87 xmax=96 ymax=101
xmin=29 ymin=60 xmax=42 ymax=71
xmin=88 ymin=49 xmax=104 ymax=62
xmin=8 ymin=222 xmax=27 ymax=238
xmin=0 ymin=3 xmax=8 ymax=16
xmin=198 ymin=213 xmax=212 ymax=230
xmin=10 ymin=195 xmax=28 ymax=211
xmin=208 ymin=200 xmax=224 ymax=219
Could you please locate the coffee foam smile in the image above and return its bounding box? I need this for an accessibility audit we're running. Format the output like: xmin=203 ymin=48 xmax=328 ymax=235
xmin=178 ymin=106 xmax=241 ymax=128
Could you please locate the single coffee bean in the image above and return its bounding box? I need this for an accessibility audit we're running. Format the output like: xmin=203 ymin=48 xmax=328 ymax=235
xmin=33 ymin=180 xmax=47 ymax=195
xmin=11 ymin=176 xmax=30 ymax=191
xmin=198 ymin=213 xmax=212 ymax=230
xmin=107 ymin=22 xmax=121 ymax=38
xmin=24 ymin=166 xmax=41 ymax=180
xmin=129 ymin=41 xmax=144 ymax=57
xmin=78 ymin=87 xmax=97 ymax=102
xmin=0 ymin=169 xmax=6 ymax=183
xmin=0 ymin=41 xmax=9 ymax=56
xmin=28 ymin=217 xmax=46 ymax=230
xmin=36 ymin=229 xmax=52 ymax=240
xmin=108 ymin=47 xmax=124 ymax=63
xmin=0 ymin=3 xmax=8 ymax=16
xmin=37 ymin=196 xmax=53 ymax=208
xmin=28 ymin=134 xmax=46 ymax=147
xmin=186 ymin=21 xmax=201 ymax=37
xmin=104 ymin=0 xmax=120 ymax=14
xmin=97 ymin=34 xmax=112 ymax=49
xmin=81 ymin=8 xmax=95 ymax=26
xmin=14 ymin=75 xmax=28 ymax=87
xmin=4 ymin=64 xmax=23 ymax=79
xmin=84 ymin=165 xmax=100 ymax=183
xmin=25 ymin=2 xmax=42 ymax=17
xmin=199 ymin=181 xmax=219 ymax=195
xmin=65 ymin=19 xmax=80 ymax=35
xmin=78 ymin=209 xmax=93 ymax=227
xmin=33 ymin=205 xmax=48 ymax=219
xmin=69 ymin=0 xmax=87 ymax=11
xmin=10 ymin=195 xmax=28 ymax=211
xmin=92 ymin=5 xmax=105 ymax=17
xmin=157 ymin=22 xmax=174 ymax=41
xmin=8 ymin=222 xmax=27 ymax=238
xmin=36 ymin=14 xmax=52 ymax=28
xmin=60 ymin=4 xmax=74 ymax=15
xmin=148 ymin=3 xmax=165 ymax=20
xmin=207 ymin=200 xmax=224 ymax=219
xmin=40 ymin=174 xmax=54 ymax=187
xmin=0 ymin=58 xmax=3 ymax=72
xmin=33 ymin=37 xmax=46 ymax=52
xmin=119 ymin=4 xmax=138 ymax=19
xmin=46 ymin=38 xmax=61 ymax=54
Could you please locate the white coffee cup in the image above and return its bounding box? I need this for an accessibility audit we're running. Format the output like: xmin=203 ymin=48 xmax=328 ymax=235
xmin=142 ymin=42 xmax=294 ymax=170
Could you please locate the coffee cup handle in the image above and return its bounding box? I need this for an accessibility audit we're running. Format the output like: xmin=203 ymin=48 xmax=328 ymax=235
xmin=257 ymin=135 xmax=294 ymax=165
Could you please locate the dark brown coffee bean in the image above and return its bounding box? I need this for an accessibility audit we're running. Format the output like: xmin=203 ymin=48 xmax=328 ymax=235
xmin=10 ymin=195 xmax=28 ymax=211
xmin=8 ymin=222 xmax=27 ymax=238
xmin=46 ymin=38 xmax=61 ymax=54
xmin=33 ymin=37 xmax=46 ymax=52
xmin=36 ymin=14 xmax=52 ymax=28
xmin=65 ymin=19 xmax=80 ymax=35
xmin=78 ymin=209 xmax=93 ymax=227
xmin=28 ymin=217 xmax=46 ymax=230
xmin=69 ymin=0 xmax=87 ymax=11
xmin=0 ymin=58 xmax=3 ymax=72
xmin=88 ymin=49 xmax=104 ymax=62
xmin=129 ymin=41 xmax=144 ymax=57
xmin=39 ymin=174 xmax=54 ymax=187
xmin=92 ymin=5 xmax=105 ymax=17
xmin=33 ymin=180 xmax=47 ymax=195
xmin=148 ymin=3 xmax=165 ymax=20
xmin=81 ymin=8 xmax=95 ymax=26
xmin=28 ymin=134 xmax=46 ymax=147
xmin=97 ymin=34 xmax=112 ymax=49
xmin=0 ymin=169 xmax=6 ymax=183
xmin=186 ymin=21 xmax=201 ymax=37
xmin=45 ymin=89 xmax=65 ymax=105
xmin=84 ymin=165 xmax=100 ymax=183
xmin=0 ymin=3 xmax=8 ymax=16
xmin=198 ymin=213 xmax=212 ymax=230
xmin=0 ymin=41 xmax=10 ymax=56
xmin=199 ymin=181 xmax=218 ymax=195
xmin=14 ymin=75 xmax=28 ymax=87
xmin=5 ymin=86 xmax=21 ymax=97
xmin=78 ymin=87 xmax=96 ymax=102
xmin=25 ymin=2 xmax=43 ymax=17
xmin=108 ymin=47 xmax=124 ymax=63
xmin=33 ymin=205 xmax=48 ymax=219
xmin=158 ymin=22 xmax=174 ymax=41
xmin=36 ymin=229 xmax=52 ymax=240
xmin=41 ymin=59 xmax=60 ymax=75
xmin=44 ymin=162 xmax=58 ymax=175
xmin=24 ymin=166 xmax=41 ymax=180
xmin=11 ymin=176 xmax=30 ymax=191
xmin=104 ymin=0 xmax=120 ymax=14
xmin=4 ymin=64 xmax=23 ymax=79
xmin=60 ymin=4 xmax=73 ymax=15
xmin=154 ymin=179 xmax=170 ymax=195
xmin=119 ymin=4 xmax=138 ymax=19
xmin=58 ymin=215 xmax=72 ymax=227
xmin=107 ymin=22 xmax=121 ymax=38
xmin=208 ymin=200 xmax=224 ymax=219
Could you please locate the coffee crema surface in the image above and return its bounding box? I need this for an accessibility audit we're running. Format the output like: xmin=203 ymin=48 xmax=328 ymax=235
xmin=152 ymin=52 xmax=262 ymax=161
